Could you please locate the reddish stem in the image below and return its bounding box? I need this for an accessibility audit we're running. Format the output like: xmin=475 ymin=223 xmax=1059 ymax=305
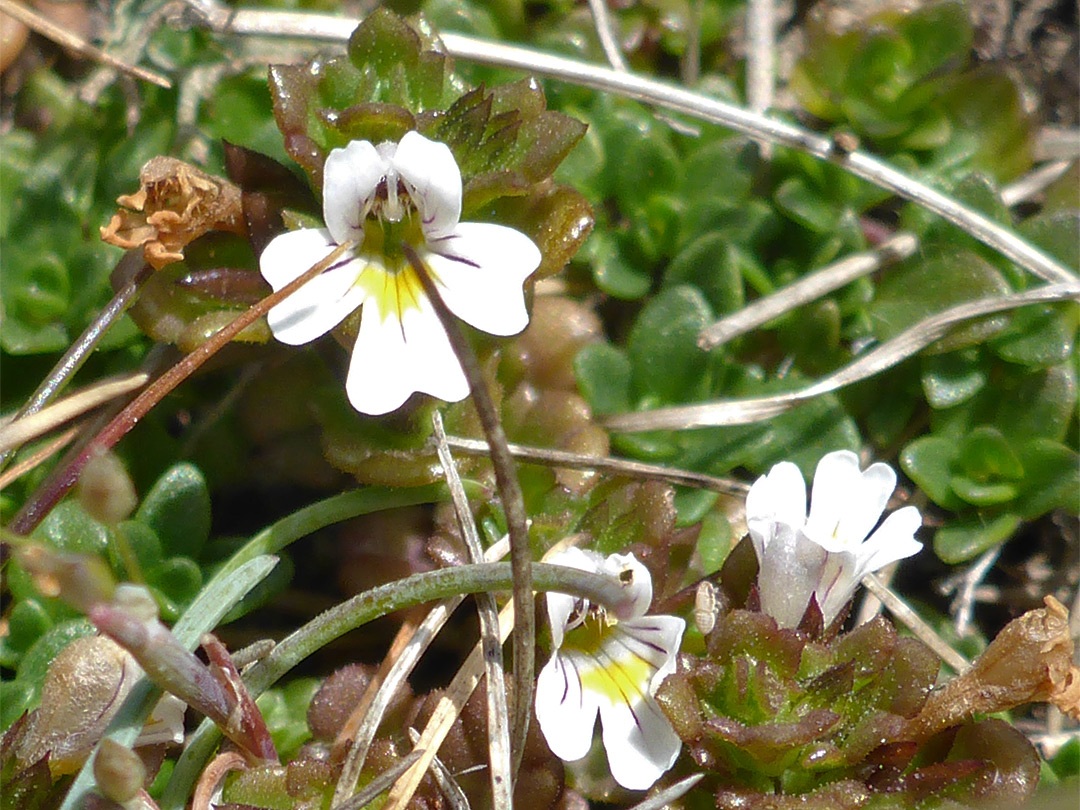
xmin=10 ymin=241 xmax=352 ymax=535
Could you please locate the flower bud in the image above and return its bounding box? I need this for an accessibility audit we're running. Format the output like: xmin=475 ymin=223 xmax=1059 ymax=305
xmin=94 ymin=739 xmax=146 ymax=803
xmin=78 ymin=450 xmax=138 ymax=526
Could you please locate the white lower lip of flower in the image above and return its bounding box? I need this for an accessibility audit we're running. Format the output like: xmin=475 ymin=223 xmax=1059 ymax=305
xmin=536 ymin=549 xmax=685 ymax=791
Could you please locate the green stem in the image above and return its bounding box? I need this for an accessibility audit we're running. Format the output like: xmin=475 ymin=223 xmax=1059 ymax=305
xmin=162 ymin=561 xmax=624 ymax=810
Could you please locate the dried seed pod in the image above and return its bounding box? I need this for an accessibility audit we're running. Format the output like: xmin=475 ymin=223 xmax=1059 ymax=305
xmin=904 ymin=595 xmax=1080 ymax=741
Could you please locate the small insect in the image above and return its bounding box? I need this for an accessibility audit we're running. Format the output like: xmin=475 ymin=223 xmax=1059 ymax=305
xmin=694 ymin=580 xmax=720 ymax=635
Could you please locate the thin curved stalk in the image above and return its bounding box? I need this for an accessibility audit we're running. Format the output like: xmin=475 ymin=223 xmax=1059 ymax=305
xmin=161 ymin=560 xmax=626 ymax=810
xmin=182 ymin=3 xmax=1078 ymax=286
xmin=605 ymin=282 xmax=1080 ymax=431
xmin=406 ymin=245 xmax=535 ymax=777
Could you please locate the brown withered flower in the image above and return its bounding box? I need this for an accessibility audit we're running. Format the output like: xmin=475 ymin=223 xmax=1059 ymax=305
xmin=904 ymin=595 xmax=1080 ymax=742
xmin=100 ymin=156 xmax=245 ymax=269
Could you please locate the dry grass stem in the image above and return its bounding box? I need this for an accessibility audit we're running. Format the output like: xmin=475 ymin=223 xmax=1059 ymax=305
xmin=407 ymin=728 xmax=471 ymax=810
xmin=0 ymin=0 xmax=171 ymax=87
xmin=861 ymin=572 xmax=970 ymax=674
xmin=1001 ymin=159 xmax=1073 ymax=206
xmin=745 ymin=0 xmax=776 ymax=158
xmin=0 ymin=427 xmax=79 ymax=491
xmin=443 ymin=435 xmax=749 ymax=495
xmin=699 ymin=232 xmax=919 ymax=349
xmin=0 ymin=374 xmax=150 ymax=456
xmin=585 ymin=0 xmax=628 ymax=72
xmin=606 ymin=282 xmax=1080 ymax=432
xmin=384 ymin=538 xmax=582 ymax=810
xmin=427 ymin=412 xmax=511 ymax=810
xmin=941 ymin=546 xmax=1003 ymax=638
xmin=331 ymin=535 xmax=510 ymax=807
xmin=627 ymin=773 xmax=705 ymax=810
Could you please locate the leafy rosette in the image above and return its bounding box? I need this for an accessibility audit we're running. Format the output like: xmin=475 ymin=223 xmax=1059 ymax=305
xmin=654 ymin=545 xmax=1042 ymax=809
xmin=269 ymin=8 xmax=592 ymax=280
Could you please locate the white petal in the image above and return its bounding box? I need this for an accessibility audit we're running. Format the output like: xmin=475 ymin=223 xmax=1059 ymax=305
xmin=618 ymin=616 xmax=685 ymax=688
xmin=323 ymin=140 xmax=386 ymax=246
xmin=260 ymin=228 xmax=337 ymax=290
xmin=745 ymin=462 xmax=808 ymax=567
xmin=424 ymin=222 xmax=540 ymax=337
xmin=806 ymin=452 xmax=897 ymax=553
xmin=756 ymin=522 xmax=826 ymax=629
xmin=597 ymin=691 xmax=681 ymax=790
xmin=598 ymin=552 xmax=653 ymax=621
xmin=265 ymin=259 xmax=367 ymax=346
xmin=858 ymin=505 xmax=923 ymax=575
xmin=344 ymin=271 xmax=468 ymax=415
xmin=535 ymin=652 xmax=600 ymax=763
xmin=814 ymin=549 xmax=862 ymax=626
xmin=545 ymin=548 xmax=604 ymax=649
xmin=392 ymin=131 xmax=462 ymax=240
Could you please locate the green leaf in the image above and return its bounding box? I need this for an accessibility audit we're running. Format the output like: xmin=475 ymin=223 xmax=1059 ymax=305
xmin=869 ymin=249 xmax=1011 ymax=352
xmin=34 ymin=501 xmax=109 ymax=555
xmin=934 ymin=512 xmax=1022 ymax=564
xmin=994 ymin=364 xmax=1078 ymax=444
xmin=0 ymin=601 xmax=52 ymax=670
xmin=0 ymin=679 xmax=35 ymax=730
xmin=1011 ymin=440 xmax=1079 ymax=519
xmin=694 ymin=510 xmax=733 ymax=575
xmin=774 ymin=175 xmax=842 ymax=233
xmin=949 ymin=477 xmax=1018 ymax=507
xmin=148 ymin=557 xmax=204 ymax=614
xmin=1019 ymin=210 xmax=1080 ymax=269
xmin=627 ymin=286 xmax=713 ymax=402
xmin=991 ymin=304 xmax=1076 ymax=368
xmin=957 ymin=426 xmax=1023 ymax=481
xmin=901 ymin=436 xmax=964 ymax=510
xmin=585 ymin=231 xmax=651 ymax=300
xmin=921 ymin=350 xmax=986 ymax=408
xmin=135 ymin=463 xmax=212 ymax=560
xmin=574 ymin=342 xmax=632 ymax=415
xmin=673 ymin=487 xmax=719 ymax=528
xmin=664 ymin=234 xmax=747 ymax=316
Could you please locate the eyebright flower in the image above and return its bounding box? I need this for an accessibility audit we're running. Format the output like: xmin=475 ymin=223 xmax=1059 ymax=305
xmin=535 ymin=548 xmax=685 ymax=790
xmin=259 ymin=132 xmax=541 ymax=415
xmin=746 ymin=450 xmax=923 ymax=629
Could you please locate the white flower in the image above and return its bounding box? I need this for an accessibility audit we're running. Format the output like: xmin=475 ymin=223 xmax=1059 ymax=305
xmin=259 ymin=132 xmax=541 ymax=415
xmin=535 ymin=548 xmax=685 ymax=791
xmin=746 ymin=450 xmax=923 ymax=629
